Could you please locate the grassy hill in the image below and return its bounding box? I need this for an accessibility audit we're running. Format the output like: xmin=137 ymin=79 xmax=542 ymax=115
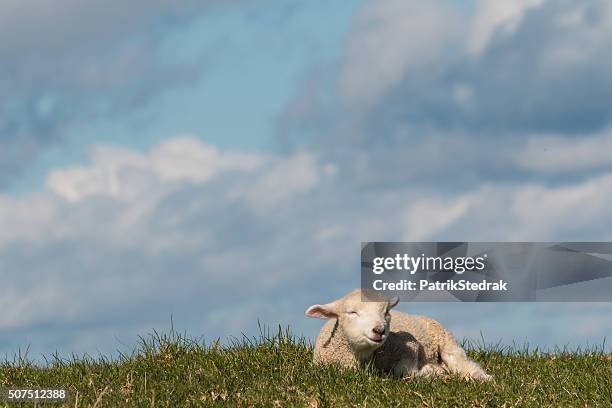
xmin=0 ymin=327 xmax=610 ymax=407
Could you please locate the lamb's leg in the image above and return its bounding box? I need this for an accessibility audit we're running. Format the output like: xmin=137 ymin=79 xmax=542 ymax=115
xmin=416 ymin=363 xmax=448 ymax=377
xmin=440 ymin=342 xmax=492 ymax=381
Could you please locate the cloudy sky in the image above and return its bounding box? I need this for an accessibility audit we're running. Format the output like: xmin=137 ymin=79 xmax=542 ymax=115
xmin=1 ymin=0 xmax=611 ymax=359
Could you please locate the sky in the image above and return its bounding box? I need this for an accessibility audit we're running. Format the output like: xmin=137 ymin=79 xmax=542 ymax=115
xmin=1 ymin=0 xmax=611 ymax=360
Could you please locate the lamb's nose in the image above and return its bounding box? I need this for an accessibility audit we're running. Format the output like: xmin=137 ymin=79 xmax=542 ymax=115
xmin=372 ymin=325 xmax=385 ymax=335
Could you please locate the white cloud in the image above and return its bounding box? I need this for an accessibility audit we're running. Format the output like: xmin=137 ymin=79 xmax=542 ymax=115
xmin=46 ymin=136 xmax=263 ymax=202
xmin=402 ymin=196 xmax=473 ymax=241
xmin=229 ymin=152 xmax=321 ymax=213
xmin=511 ymin=172 xmax=612 ymax=235
xmin=0 ymin=193 xmax=62 ymax=247
xmin=340 ymin=0 xmax=463 ymax=109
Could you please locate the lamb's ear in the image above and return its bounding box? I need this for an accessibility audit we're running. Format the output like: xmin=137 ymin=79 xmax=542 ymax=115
xmin=388 ymin=296 xmax=400 ymax=310
xmin=305 ymin=301 xmax=340 ymax=319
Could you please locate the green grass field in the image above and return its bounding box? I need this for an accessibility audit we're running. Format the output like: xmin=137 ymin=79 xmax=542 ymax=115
xmin=0 ymin=327 xmax=610 ymax=407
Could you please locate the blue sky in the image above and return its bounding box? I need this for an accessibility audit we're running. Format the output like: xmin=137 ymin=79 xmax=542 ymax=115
xmin=1 ymin=0 xmax=611 ymax=359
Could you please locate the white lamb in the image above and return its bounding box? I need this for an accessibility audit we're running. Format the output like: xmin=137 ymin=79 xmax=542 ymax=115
xmin=305 ymin=289 xmax=491 ymax=380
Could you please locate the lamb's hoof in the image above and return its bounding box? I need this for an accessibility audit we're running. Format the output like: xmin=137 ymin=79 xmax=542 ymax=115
xmin=468 ymin=371 xmax=493 ymax=381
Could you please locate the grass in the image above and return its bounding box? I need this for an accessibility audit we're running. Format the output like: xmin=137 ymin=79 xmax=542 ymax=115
xmin=0 ymin=326 xmax=610 ymax=407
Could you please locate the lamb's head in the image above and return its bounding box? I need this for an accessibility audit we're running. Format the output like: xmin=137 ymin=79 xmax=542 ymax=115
xmin=305 ymin=289 xmax=399 ymax=352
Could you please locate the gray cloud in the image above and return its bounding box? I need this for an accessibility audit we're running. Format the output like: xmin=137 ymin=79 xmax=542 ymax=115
xmin=345 ymin=0 xmax=612 ymax=134
xmin=413 ymin=0 xmax=612 ymax=133
xmin=280 ymin=0 xmax=612 ymax=188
